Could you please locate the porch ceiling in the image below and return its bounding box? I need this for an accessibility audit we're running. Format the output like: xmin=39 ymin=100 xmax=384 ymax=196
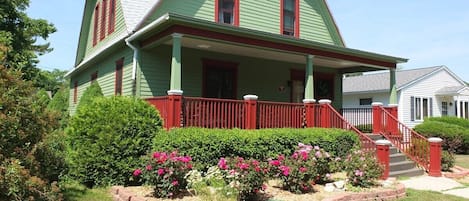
xmin=154 ymin=36 xmax=386 ymax=70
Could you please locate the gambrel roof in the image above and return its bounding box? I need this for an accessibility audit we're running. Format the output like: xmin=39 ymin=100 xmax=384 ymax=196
xmin=120 ymin=0 xmax=160 ymax=33
xmin=343 ymin=66 xmax=467 ymax=94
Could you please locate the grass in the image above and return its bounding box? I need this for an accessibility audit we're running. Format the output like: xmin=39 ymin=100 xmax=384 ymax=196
xmin=398 ymin=189 xmax=468 ymax=201
xmin=455 ymin=154 xmax=469 ymax=169
xmin=62 ymin=181 xmax=112 ymax=201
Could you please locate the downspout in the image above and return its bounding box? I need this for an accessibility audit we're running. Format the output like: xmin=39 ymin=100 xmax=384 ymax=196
xmin=124 ymin=13 xmax=171 ymax=96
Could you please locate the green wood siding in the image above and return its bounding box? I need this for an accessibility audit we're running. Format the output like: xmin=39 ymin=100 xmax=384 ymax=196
xmin=239 ymin=0 xmax=280 ymax=35
xmin=139 ymin=45 xmax=341 ymax=106
xmin=300 ymin=0 xmax=335 ymax=45
xmin=69 ymin=48 xmax=133 ymax=114
xmin=146 ymin=0 xmax=214 ymax=24
xmin=81 ymin=0 xmax=127 ymax=61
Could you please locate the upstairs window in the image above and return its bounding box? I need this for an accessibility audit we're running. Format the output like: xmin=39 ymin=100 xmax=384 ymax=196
xmin=108 ymin=0 xmax=116 ymax=34
xmin=115 ymin=58 xmax=124 ymax=95
xmin=215 ymin=0 xmax=239 ymax=26
xmin=93 ymin=4 xmax=100 ymax=46
xmin=100 ymin=0 xmax=107 ymax=40
xmin=281 ymin=0 xmax=299 ymax=37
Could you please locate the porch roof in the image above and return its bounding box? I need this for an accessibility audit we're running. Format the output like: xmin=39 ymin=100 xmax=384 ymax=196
xmin=132 ymin=13 xmax=407 ymax=68
xmin=436 ymin=86 xmax=469 ymax=96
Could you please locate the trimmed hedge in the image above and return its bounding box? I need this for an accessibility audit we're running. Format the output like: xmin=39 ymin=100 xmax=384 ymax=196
xmin=414 ymin=120 xmax=469 ymax=154
xmin=153 ymin=128 xmax=360 ymax=170
xmin=425 ymin=117 xmax=469 ymax=129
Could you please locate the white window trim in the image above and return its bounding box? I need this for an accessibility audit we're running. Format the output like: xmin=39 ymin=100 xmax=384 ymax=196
xmin=413 ymin=96 xmax=431 ymax=121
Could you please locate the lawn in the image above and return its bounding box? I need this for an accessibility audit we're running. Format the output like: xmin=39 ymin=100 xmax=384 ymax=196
xmin=455 ymin=154 xmax=469 ymax=169
xmin=62 ymin=181 xmax=112 ymax=201
xmin=399 ymin=189 xmax=468 ymax=201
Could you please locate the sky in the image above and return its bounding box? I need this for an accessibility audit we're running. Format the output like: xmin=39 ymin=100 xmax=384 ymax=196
xmin=27 ymin=0 xmax=469 ymax=82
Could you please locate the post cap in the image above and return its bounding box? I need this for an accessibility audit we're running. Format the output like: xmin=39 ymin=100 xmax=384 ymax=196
xmin=167 ymin=90 xmax=183 ymax=95
xmin=375 ymin=139 xmax=392 ymax=146
xmin=388 ymin=104 xmax=399 ymax=107
xmin=318 ymin=99 xmax=332 ymax=104
xmin=302 ymin=99 xmax=316 ymax=103
xmin=372 ymin=102 xmax=383 ymax=106
xmin=428 ymin=137 xmax=443 ymax=143
xmin=243 ymin=95 xmax=258 ymax=100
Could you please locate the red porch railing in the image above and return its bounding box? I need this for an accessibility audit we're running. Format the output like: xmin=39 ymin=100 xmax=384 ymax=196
xmin=257 ymin=101 xmax=305 ymax=128
xmin=182 ymin=97 xmax=245 ymax=128
xmin=146 ymin=96 xmax=169 ymax=125
xmin=377 ymin=106 xmax=430 ymax=171
xmin=321 ymin=103 xmax=376 ymax=152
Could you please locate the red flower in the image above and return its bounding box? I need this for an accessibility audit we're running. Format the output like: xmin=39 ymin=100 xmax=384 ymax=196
xmin=172 ymin=180 xmax=179 ymax=186
xmin=157 ymin=168 xmax=165 ymax=176
xmin=238 ymin=163 xmax=249 ymax=170
xmin=269 ymin=160 xmax=281 ymax=166
xmin=218 ymin=158 xmax=228 ymax=170
xmin=133 ymin=169 xmax=142 ymax=177
xmin=279 ymin=165 xmax=290 ymax=176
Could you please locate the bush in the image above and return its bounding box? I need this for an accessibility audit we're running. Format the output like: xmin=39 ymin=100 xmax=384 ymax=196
xmin=426 ymin=117 xmax=469 ymax=129
xmin=47 ymin=87 xmax=70 ymax=128
xmin=33 ymin=130 xmax=68 ymax=182
xmin=153 ymin=128 xmax=360 ymax=170
xmin=77 ymin=81 xmax=103 ymax=109
xmin=133 ymin=151 xmax=193 ymax=198
xmin=414 ymin=120 xmax=469 ymax=153
xmin=344 ymin=150 xmax=383 ymax=188
xmin=66 ymin=96 xmax=163 ymax=187
xmin=441 ymin=151 xmax=455 ymax=172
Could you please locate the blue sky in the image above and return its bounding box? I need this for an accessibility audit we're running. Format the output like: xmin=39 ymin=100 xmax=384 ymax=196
xmin=28 ymin=0 xmax=469 ymax=81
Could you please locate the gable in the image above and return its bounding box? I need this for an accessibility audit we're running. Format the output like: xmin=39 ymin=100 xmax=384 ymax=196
xmin=139 ymin=0 xmax=344 ymax=46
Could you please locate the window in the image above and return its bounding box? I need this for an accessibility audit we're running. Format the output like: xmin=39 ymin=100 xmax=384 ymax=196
xmin=73 ymin=81 xmax=78 ymax=104
xmin=115 ymin=58 xmax=123 ymax=95
xmin=203 ymin=59 xmax=238 ymax=99
xmin=91 ymin=71 xmax=98 ymax=83
xmin=281 ymin=0 xmax=299 ymax=37
xmin=442 ymin=102 xmax=448 ymax=116
xmin=359 ymin=98 xmax=373 ymax=106
xmin=93 ymin=4 xmax=100 ymax=46
xmin=100 ymin=0 xmax=107 ymax=40
xmin=411 ymin=96 xmax=432 ymax=121
xmin=215 ymin=0 xmax=239 ymax=26
xmin=108 ymin=0 xmax=116 ymax=34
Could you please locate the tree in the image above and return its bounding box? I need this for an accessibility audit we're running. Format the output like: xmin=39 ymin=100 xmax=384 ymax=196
xmin=0 ymin=0 xmax=56 ymax=81
xmin=34 ymin=68 xmax=68 ymax=95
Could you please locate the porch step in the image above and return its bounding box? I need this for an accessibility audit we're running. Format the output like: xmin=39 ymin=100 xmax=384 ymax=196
xmin=365 ymin=133 xmax=384 ymax=141
xmin=390 ymin=161 xmax=416 ymax=172
xmin=390 ymin=153 xmax=407 ymax=163
xmin=389 ymin=147 xmax=398 ymax=155
xmin=389 ymin=168 xmax=425 ymax=178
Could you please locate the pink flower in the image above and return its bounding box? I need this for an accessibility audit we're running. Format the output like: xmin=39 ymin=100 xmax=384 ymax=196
xmin=255 ymin=166 xmax=261 ymax=172
xmin=314 ymin=146 xmax=320 ymax=150
xmin=315 ymin=151 xmax=322 ymax=158
xmin=292 ymin=152 xmax=299 ymax=159
xmin=181 ymin=156 xmax=191 ymax=163
xmin=238 ymin=163 xmax=249 ymax=170
xmin=261 ymin=184 xmax=267 ymax=191
xmin=300 ymin=151 xmax=308 ymax=161
xmin=218 ymin=158 xmax=228 ymax=170
xmin=133 ymin=169 xmax=142 ymax=177
xmin=326 ymin=173 xmax=331 ymax=179
xmin=279 ymin=165 xmax=290 ymax=176
xmin=278 ymin=154 xmax=285 ymax=161
xmin=169 ymin=151 xmax=178 ymax=158
xmin=299 ymin=167 xmax=307 ymax=173
xmin=153 ymin=152 xmax=160 ymax=159
xmin=157 ymin=153 xmax=168 ymax=163
xmin=172 ymin=180 xmax=179 ymax=186
xmin=251 ymin=160 xmax=259 ymax=166
xmin=355 ymin=170 xmax=364 ymax=177
xmin=269 ymin=160 xmax=281 ymax=166
xmin=146 ymin=165 xmax=152 ymax=171
xmin=186 ymin=163 xmax=193 ymax=169
xmin=157 ymin=168 xmax=165 ymax=176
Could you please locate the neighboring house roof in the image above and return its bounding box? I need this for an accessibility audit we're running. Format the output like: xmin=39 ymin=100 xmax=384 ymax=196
xmin=343 ymin=66 xmax=467 ymax=94
xmin=120 ymin=0 xmax=160 ymax=33
xmin=435 ymin=86 xmax=469 ymax=96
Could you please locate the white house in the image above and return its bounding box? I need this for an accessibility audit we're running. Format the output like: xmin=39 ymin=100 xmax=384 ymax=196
xmin=343 ymin=66 xmax=469 ymax=128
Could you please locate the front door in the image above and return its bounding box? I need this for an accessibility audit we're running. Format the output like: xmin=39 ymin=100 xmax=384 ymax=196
xmin=203 ymin=59 xmax=237 ymax=99
xmin=290 ymin=70 xmax=335 ymax=103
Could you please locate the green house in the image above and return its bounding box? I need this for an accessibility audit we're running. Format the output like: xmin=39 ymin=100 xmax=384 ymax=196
xmin=67 ymin=0 xmax=407 ymax=117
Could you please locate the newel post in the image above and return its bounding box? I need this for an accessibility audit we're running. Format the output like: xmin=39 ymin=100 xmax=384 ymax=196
xmin=303 ymin=99 xmax=316 ymax=127
xmin=318 ymin=99 xmax=331 ymax=128
xmin=428 ymin=137 xmax=443 ymax=177
xmin=372 ymin=102 xmax=383 ymax=134
xmin=244 ymin=95 xmax=258 ymax=129
xmin=387 ymin=104 xmax=399 ymax=136
xmin=376 ymin=139 xmax=391 ymax=179
xmin=166 ymin=90 xmax=183 ymax=130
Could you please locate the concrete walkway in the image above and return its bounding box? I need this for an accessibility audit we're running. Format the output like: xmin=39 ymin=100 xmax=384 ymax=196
xmin=400 ymin=175 xmax=469 ymax=199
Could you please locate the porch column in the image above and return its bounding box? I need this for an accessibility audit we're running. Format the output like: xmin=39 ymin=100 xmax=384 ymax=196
xmin=389 ymin=68 xmax=397 ymax=104
xmin=372 ymin=102 xmax=383 ymax=134
xmin=303 ymin=99 xmax=316 ymax=127
xmin=319 ymin=99 xmax=332 ymax=128
xmin=170 ymin=33 xmax=183 ymax=91
xmin=305 ymin=55 xmax=315 ymax=100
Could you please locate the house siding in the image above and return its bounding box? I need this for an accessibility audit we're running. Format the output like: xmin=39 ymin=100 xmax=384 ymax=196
xmin=69 ymin=47 xmax=134 ymax=114
xmin=144 ymin=0 xmax=339 ymax=45
xmin=343 ymin=92 xmax=390 ymax=108
xmin=139 ymin=45 xmax=341 ymax=106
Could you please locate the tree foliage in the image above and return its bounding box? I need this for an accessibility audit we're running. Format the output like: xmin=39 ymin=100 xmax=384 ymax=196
xmin=77 ymin=82 xmax=103 ymax=109
xmin=0 ymin=0 xmax=56 ymax=81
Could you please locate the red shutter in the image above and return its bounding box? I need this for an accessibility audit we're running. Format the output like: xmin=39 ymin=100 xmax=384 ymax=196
xmin=108 ymin=0 xmax=116 ymax=34
xmin=100 ymin=0 xmax=107 ymax=40
xmin=115 ymin=58 xmax=124 ymax=95
xmin=93 ymin=4 xmax=100 ymax=46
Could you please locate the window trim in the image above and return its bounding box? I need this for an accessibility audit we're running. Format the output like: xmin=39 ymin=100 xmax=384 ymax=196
xmin=359 ymin=98 xmax=373 ymax=106
xmin=412 ymin=96 xmax=432 ymax=121
xmin=108 ymin=0 xmax=116 ymax=34
xmin=280 ymin=0 xmax=300 ymax=37
xmin=115 ymin=58 xmax=124 ymax=95
xmin=215 ymin=0 xmax=239 ymax=26
xmin=442 ymin=101 xmax=448 ymax=116
xmin=93 ymin=4 xmax=100 ymax=46
xmin=100 ymin=0 xmax=107 ymax=40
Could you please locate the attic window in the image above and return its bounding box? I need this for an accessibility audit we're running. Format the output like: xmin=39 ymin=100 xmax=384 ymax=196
xmin=281 ymin=0 xmax=299 ymax=37
xmin=215 ymin=0 xmax=239 ymax=26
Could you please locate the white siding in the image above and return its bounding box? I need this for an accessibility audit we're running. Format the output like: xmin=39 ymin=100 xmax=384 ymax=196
xmin=343 ymin=92 xmax=390 ymax=108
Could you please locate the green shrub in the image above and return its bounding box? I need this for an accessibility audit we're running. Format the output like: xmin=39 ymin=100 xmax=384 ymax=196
xmin=344 ymin=150 xmax=383 ymax=188
xmin=77 ymin=81 xmax=103 ymax=109
xmin=355 ymin=124 xmax=372 ymax=133
xmin=47 ymin=87 xmax=70 ymax=128
xmin=66 ymin=96 xmax=163 ymax=187
xmin=441 ymin=150 xmax=455 ymax=171
xmin=414 ymin=120 xmax=469 ymax=154
xmin=426 ymin=117 xmax=469 ymax=129
xmin=33 ymin=130 xmax=68 ymax=182
xmin=153 ymin=128 xmax=360 ymax=170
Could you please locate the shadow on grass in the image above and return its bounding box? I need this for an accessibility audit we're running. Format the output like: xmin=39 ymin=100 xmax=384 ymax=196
xmin=62 ymin=181 xmax=112 ymax=201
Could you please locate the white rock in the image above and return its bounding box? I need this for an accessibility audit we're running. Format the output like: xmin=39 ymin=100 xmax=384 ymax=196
xmin=324 ymin=183 xmax=335 ymax=192
xmin=334 ymin=180 xmax=345 ymax=189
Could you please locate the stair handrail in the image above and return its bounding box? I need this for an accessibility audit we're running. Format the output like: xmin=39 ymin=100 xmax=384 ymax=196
xmin=378 ymin=106 xmax=430 ymax=171
xmin=325 ymin=104 xmax=376 ymax=152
